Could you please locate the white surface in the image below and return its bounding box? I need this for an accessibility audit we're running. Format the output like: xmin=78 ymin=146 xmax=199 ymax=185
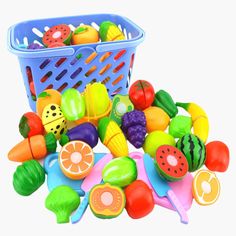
xmin=0 ymin=0 xmax=235 ymax=235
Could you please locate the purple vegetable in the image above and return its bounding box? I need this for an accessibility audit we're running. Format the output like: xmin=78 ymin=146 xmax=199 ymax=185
xmin=27 ymin=43 xmax=44 ymax=50
xmin=121 ymin=110 xmax=147 ymax=148
xmin=60 ymin=122 xmax=98 ymax=148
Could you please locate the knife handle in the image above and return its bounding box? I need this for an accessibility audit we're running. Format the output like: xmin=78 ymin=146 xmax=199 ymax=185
xmin=167 ymin=190 xmax=189 ymax=224
xmin=71 ymin=192 xmax=89 ymax=224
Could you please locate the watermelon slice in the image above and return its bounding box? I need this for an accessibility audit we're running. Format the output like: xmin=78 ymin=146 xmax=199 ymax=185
xmin=42 ymin=24 xmax=72 ymax=47
xmin=155 ymin=145 xmax=189 ymax=182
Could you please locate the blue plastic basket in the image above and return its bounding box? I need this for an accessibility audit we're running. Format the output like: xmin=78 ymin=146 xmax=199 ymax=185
xmin=8 ymin=14 xmax=145 ymax=111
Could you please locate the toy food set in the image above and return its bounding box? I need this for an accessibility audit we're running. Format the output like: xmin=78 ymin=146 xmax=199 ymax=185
xmin=7 ymin=14 xmax=230 ymax=225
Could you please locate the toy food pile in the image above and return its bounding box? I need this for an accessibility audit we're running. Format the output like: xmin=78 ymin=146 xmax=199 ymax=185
xmin=8 ymin=80 xmax=230 ymax=224
xmin=24 ymin=21 xmax=125 ymax=49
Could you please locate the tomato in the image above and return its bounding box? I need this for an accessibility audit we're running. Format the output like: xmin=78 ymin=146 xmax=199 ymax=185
xmin=124 ymin=180 xmax=154 ymax=219
xmin=129 ymin=80 xmax=155 ymax=110
xmin=19 ymin=112 xmax=44 ymax=138
xmin=205 ymin=141 xmax=230 ymax=172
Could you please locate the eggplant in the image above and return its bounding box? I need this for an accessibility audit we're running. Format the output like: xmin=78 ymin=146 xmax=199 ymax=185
xmin=60 ymin=122 xmax=98 ymax=148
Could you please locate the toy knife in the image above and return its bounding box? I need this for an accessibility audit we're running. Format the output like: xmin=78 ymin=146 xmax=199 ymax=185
xmin=143 ymin=154 xmax=189 ymax=224
xmin=71 ymin=153 xmax=113 ymax=223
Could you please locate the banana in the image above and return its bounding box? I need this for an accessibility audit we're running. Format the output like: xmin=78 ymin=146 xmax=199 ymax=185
xmin=176 ymin=102 xmax=209 ymax=143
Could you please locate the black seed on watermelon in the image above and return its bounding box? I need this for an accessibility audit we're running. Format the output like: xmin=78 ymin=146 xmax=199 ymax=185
xmin=176 ymin=134 xmax=206 ymax=172
xmin=42 ymin=24 xmax=72 ymax=47
xmin=155 ymin=145 xmax=189 ymax=182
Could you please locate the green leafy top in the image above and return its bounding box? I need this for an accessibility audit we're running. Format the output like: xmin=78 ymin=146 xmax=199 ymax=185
xmin=38 ymin=92 xmax=51 ymax=98
xmin=74 ymin=26 xmax=88 ymax=35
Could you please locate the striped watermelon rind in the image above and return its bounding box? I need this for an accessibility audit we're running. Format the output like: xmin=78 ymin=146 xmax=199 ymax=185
xmin=176 ymin=134 xmax=206 ymax=172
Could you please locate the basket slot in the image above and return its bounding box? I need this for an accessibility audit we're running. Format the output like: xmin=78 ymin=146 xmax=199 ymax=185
xmin=33 ymin=40 xmax=43 ymax=46
xmin=44 ymin=26 xmax=50 ymax=32
xmin=112 ymin=74 xmax=124 ymax=86
xmin=91 ymin=22 xmax=99 ymax=31
xmin=114 ymin=50 xmax=126 ymax=61
xmin=45 ymin=84 xmax=54 ymax=89
xmin=99 ymin=52 xmax=112 ymax=62
xmin=123 ymin=28 xmax=128 ymax=40
xmin=69 ymin=24 xmax=76 ymax=31
xmin=55 ymin=58 xmax=67 ymax=67
xmin=55 ymin=69 xmax=68 ymax=81
xmin=85 ymin=65 xmax=97 ymax=77
xmin=128 ymin=32 xmax=132 ymax=39
xmin=40 ymin=71 xmax=52 ymax=83
xmin=111 ymin=87 xmax=122 ymax=96
xmin=39 ymin=59 xmax=51 ymax=69
xmin=99 ymin=64 xmax=112 ymax=75
xmin=70 ymin=67 xmax=82 ymax=79
xmin=58 ymin=82 xmax=68 ymax=92
xmin=89 ymin=78 xmax=97 ymax=84
xmin=85 ymin=52 xmax=97 ymax=64
xmin=72 ymin=80 xmax=82 ymax=89
xmin=113 ymin=62 xmax=125 ymax=73
xmin=23 ymin=37 xmax=28 ymax=46
xmin=101 ymin=76 xmax=110 ymax=85
xmin=130 ymin=53 xmax=135 ymax=68
xmin=32 ymin=27 xmax=44 ymax=38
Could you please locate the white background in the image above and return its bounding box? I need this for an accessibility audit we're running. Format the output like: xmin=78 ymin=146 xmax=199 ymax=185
xmin=0 ymin=0 xmax=235 ymax=235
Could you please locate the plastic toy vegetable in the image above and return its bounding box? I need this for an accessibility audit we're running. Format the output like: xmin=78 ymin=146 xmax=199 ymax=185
xmin=42 ymin=24 xmax=72 ymax=47
xmin=176 ymin=102 xmax=209 ymax=143
xmin=129 ymin=80 xmax=155 ymax=110
xmin=45 ymin=185 xmax=80 ymax=223
xmin=155 ymin=145 xmax=189 ymax=182
xmin=110 ymin=94 xmax=134 ymax=126
xmin=102 ymin=156 xmax=137 ymax=187
xmin=192 ymin=170 xmax=220 ymax=206
xmin=121 ymin=110 xmax=146 ymax=148
xmin=176 ymin=134 xmax=206 ymax=172
xmin=8 ymin=133 xmax=57 ymax=162
xmin=59 ymin=141 xmax=94 ymax=180
xmin=125 ymin=180 xmax=154 ymax=219
xmin=71 ymin=25 xmax=99 ymax=45
xmin=42 ymin=104 xmax=67 ymax=139
xmin=89 ymin=183 xmax=125 ymax=219
xmin=13 ymin=160 xmax=45 ymax=196
xmin=153 ymin=90 xmax=178 ymax=118
xmin=36 ymin=89 xmax=61 ymax=117
xmin=60 ymin=122 xmax=98 ymax=147
xmin=99 ymin=21 xmax=125 ymax=42
xmin=98 ymin=117 xmax=128 ymax=157
xmin=144 ymin=106 xmax=170 ymax=132
xmin=168 ymin=115 xmax=192 ymax=138
xmin=205 ymin=141 xmax=230 ymax=172
xmin=19 ymin=112 xmax=44 ymax=138
xmin=78 ymin=83 xmax=112 ymax=125
xmin=61 ymin=88 xmax=85 ymax=121
xmin=143 ymin=131 xmax=176 ymax=158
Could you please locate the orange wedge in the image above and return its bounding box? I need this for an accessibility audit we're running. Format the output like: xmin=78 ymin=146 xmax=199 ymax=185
xmin=59 ymin=141 xmax=94 ymax=180
xmin=193 ymin=170 xmax=220 ymax=206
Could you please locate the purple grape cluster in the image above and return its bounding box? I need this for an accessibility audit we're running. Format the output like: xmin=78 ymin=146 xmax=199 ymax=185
xmin=27 ymin=43 xmax=44 ymax=50
xmin=121 ymin=110 xmax=147 ymax=148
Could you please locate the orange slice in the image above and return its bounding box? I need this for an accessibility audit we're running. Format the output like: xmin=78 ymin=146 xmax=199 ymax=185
xmin=59 ymin=141 xmax=94 ymax=180
xmin=193 ymin=170 xmax=220 ymax=206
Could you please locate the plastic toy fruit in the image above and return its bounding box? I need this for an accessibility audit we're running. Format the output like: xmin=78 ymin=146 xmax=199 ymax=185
xmin=192 ymin=170 xmax=220 ymax=206
xmin=42 ymin=24 xmax=72 ymax=47
xmin=13 ymin=160 xmax=45 ymax=196
xmin=71 ymin=25 xmax=99 ymax=45
xmin=60 ymin=123 xmax=98 ymax=148
xmin=125 ymin=180 xmax=154 ymax=219
xmin=59 ymin=141 xmax=94 ymax=180
xmin=42 ymin=104 xmax=67 ymax=139
xmin=19 ymin=112 xmax=44 ymax=138
xmin=205 ymin=141 xmax=230 ymax=172
xmin=153 ymin=90 xmax=178 ymax=118
xmin=143 ymin=131 xmax=176 ymax=158
xmin=129 ymin=80 xmax=155 ymax=110
xmin=27 ymin=42 xmax=44 ymax=49
xmin=8 ymin=133 xmax=57 ymax=162
xmin=144 ymin=106 xmax=170 ymax=132
xmin=169 ymin=115 xmax=192 ymax=138
xmin=99 ymin=21 xmax=125 ymax=42
xmin=61 ymin=88 xmax=85 ymax=121
xmin=176 ymin=102 xmax=209 ymax=143
xmin=98 ymin=117 xmax=128 ymax=157
xmin=102 ymin=156 xmax=137 ymax=187
xmin=36 ymin=89 xmax=61 ymax=117
xmin=121 ymin=110 xmax=146 ymax=148
xmin=45 ymin=185 xmax=80 ymax=223
xmin=89 ymin=183 xmax=125 ymax=219
xmin=176 ymin=134 xmax=206 ymax=172
xmin=155 ymin=145 xmax=189 ymax=182
xmin=110 ymin=94 xmax=134 ymax=126
xmin=79 ymin=83 xmax=112 ymax=125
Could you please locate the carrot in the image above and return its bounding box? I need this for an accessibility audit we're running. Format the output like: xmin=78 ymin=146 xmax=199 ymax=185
xmin=30 ymin=135 xmax=47 ymax=159
xmin=8 ymin=133 xmax=57 ymax=162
